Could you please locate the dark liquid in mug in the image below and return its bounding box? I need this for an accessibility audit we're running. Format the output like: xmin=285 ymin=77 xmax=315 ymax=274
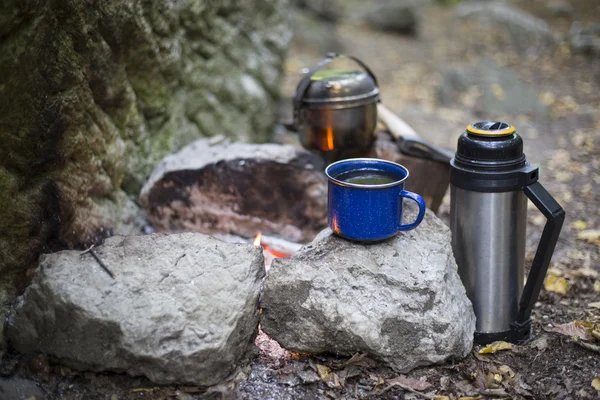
xmin=336 ymin=169 xmax=399 ymax=185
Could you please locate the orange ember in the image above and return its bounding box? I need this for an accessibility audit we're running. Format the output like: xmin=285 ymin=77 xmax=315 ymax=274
xmin=252 ymin=231 xmax=291 ymax=259
xmin=331 ymin=216 xmax=339 ymax=233
xmin=262 ymin=244 xmax=291 ymax=259
xmin=325 ymin=126 xmax=334 ymax=151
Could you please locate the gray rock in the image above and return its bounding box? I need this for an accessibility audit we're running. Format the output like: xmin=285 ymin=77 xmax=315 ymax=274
xmin=363 ymin=0 xmax=419 ymax=35
xmin=139 ymin=137 xmax=328 ymax=243
xmin=548 ymin=0 xmax=573 ymax=18
xmin=0 ymin=377 xmax=45 ymax=400
xmin=569 ymin=22 xmax=600 ymax=56
xmin=290 ymin=8 xmax=344 ymax=54
xmin=294 ymin=0 xmax=342 ymax=22
xmin=261 ymin=210 xmax=475 ymax=372
xmin=7 ymin=233 xmax=264 ymax=386
xmin=435 ymin=57 xmax=548 ymax=117
xmin=457 ymin=2 xmax=558 ymax=52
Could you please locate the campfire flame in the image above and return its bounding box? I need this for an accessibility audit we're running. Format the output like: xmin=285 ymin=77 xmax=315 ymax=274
xmin=325 ymin=126 xmax=334 ymax=151
xmin=252 ymin=231 xmax=291 ymax=270
xmin=253 ymin=231 xmax=262 ymax=247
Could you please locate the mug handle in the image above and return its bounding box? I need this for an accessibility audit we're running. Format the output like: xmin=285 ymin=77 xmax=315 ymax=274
xmin=397 ymin=190 xmax=427 ymax=231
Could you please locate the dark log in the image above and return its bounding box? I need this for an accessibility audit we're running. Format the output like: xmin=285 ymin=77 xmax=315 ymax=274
xmin=313 ymin=131 xmax=451 ymax=212
xmin=140 ymin=137 xmax=328 ymax=243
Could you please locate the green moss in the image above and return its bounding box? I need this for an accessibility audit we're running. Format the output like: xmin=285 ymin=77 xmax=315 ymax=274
xmin=0 ymin=0 xmax=290 ymax=276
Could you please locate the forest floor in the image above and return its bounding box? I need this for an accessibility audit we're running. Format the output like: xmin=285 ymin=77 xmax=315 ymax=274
xmin=3 ymin=0 xmax=600 ymax=399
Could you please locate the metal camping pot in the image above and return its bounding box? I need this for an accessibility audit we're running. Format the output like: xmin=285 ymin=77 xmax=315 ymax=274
xmin=450 ymin=121 xmax=565 ymax=345
xmin=292 ymin=53 xmax=380 ymax=152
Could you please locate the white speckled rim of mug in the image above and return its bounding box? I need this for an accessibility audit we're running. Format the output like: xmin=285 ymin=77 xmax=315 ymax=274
xmin=325 ymin=158 xmax=410 ymax=189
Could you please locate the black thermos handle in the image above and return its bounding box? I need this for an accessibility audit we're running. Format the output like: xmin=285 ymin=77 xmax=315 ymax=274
xmin=291 ymin=53 xmax=380 ymax=130
xmin=512 ymin=181 xmax=565 ymax=339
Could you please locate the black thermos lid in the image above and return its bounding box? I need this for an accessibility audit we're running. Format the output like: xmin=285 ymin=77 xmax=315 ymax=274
xmin=451 ymin=121 xmax=538 ymax=192
xmin=455 ymin=121 xmax=526 ymax=169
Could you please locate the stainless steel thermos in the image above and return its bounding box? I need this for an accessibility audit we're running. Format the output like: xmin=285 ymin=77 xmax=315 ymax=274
xmin=450 ymin=121 xmax=565 ymax=344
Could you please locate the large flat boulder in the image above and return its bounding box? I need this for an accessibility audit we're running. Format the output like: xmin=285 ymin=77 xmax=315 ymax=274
xmin=7 ymin=233 xmax=264 ymax=386
xmin=261 ymin=210 xmax=475 ymax=372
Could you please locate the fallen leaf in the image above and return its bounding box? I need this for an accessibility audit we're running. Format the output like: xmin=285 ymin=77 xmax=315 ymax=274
xmin=498 ymin=365 xmax=515 ymax=378
xmin=578 ymin=230 xmax=600 ymax=245
xmin=455 ymin=379 xmax=479 ymax=396
xmin=574 ymin=336 xmax=600 ymax=353
xmin=337 ymin=365 xmax=361 ymax=381
xmin=547 ymin=321 xmax=594 ymax=341
xmin=316 ymin=364 xmax=330 ymax=379
xmin=530 ymin=334 xmax=550 ymax=351
xmin=571 ymin=220 xmax=588 ymax=230
xmin=316 ymin=364 xmax=341 ymax=388
xmin=484 ymin=372 xmax=499 ymax=389
xmin=589 ymin=302 xmax=600 ymax=309
xmin=592 ymin=377 xmax=600 ymax=391
xmin=478 ymin=341 xmax=513 ymax=354
xmin=544 ymin=274 xmax=569 ymax=295
xmin=386 ymin=375 xmax=432 ymax=391
xmin=513 ymin=373 xmax=534 ymax=396
xmin=459 ymin=397 xmax=483 ymax=400
xmin=594 ymin=281 xmax=600 ymax=292
xmin=434 ymin=397 xmax=450 ymax=400
xmin=297 ymin=369 xmax=321 ymax=384
xmin=575 ymin=320 xmax=595 ymax=329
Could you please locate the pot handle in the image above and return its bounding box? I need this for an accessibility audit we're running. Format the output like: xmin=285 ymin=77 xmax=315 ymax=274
xmin=291 ymin=52 xmax=380 ymax=130
xmin=510 ymin=179 xmax=565 ymax=342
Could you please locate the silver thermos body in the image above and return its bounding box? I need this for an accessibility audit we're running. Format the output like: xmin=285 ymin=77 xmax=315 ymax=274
xmin=450 ymin=122 xmax=565 ymax=345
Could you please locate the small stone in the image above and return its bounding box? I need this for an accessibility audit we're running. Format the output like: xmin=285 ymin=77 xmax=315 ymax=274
xmin=457 ymin=2 xmax=558 ymax=52
xmin=548 ymin=0 xmax=573 ymax=18
xmin=363 ymin=0 xmax=419 ymax=35
xmin=0 ymin=377 xmax=45 ymax=400
xmin=569 ymin=22 xmax=600 ymax=56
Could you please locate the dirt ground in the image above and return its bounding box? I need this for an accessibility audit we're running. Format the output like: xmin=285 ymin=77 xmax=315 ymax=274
xmin=2 ymin=1 xmax=600 ymax=399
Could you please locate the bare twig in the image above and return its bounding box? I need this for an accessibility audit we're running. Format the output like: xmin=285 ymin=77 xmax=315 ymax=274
xmin=480 ymin=388 xmax=511 ymax=398
xmin=88 ymin=249 xmax=116 ymax=279
xmin=368 ymin=382 xmax=434 ymax=399
xmin=80 ymin=244 xmax=95 ymax=255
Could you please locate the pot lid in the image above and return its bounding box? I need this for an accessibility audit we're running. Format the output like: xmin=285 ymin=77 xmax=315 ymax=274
xmin=301 ymin=69 xmax=379 ymax=105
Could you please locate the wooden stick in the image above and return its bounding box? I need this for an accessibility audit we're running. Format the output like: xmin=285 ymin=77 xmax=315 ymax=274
xmin=80 ymin=244 xmax=95 ymax=255
xmin=88 ymin=249 xmax=116 ymax=279
xmin=377 ymin=103 xmax=420 ymax=140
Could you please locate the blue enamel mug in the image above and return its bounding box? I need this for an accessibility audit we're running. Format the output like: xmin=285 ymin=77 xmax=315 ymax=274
xmin=325 ymin=158 xmax=426 ymax=241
